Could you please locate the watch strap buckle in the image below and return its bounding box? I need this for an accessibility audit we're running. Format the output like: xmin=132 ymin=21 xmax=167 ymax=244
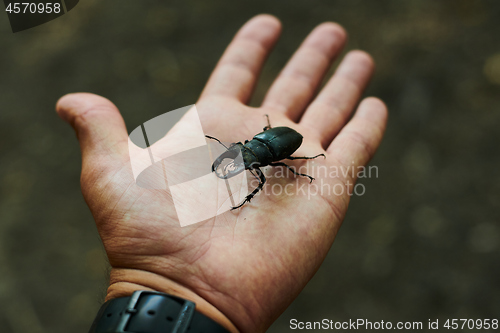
xmin=120 ymin=290 xmax=196 ymax=333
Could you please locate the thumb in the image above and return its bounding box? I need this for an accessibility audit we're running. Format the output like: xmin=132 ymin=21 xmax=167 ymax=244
xmin=56 ymin=92 xmax=129 ymax=170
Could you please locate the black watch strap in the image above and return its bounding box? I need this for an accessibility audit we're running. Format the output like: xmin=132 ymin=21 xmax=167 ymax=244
xmin=89 ymin=290 xmax=230 ymax=333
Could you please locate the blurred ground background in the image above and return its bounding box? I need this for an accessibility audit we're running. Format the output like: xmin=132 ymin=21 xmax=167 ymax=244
xmin=0 ymin=0 xmax=499 ymax=332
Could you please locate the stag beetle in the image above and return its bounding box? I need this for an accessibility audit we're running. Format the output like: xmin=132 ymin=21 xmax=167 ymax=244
xmin=206 ymin=115 xmax=325 ymax=209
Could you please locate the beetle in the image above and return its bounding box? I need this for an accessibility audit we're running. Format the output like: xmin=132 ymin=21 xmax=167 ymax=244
xmin=206 ymin=115 xmax=325 ymax=209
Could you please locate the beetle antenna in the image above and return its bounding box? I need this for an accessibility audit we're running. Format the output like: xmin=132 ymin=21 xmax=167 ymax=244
xmin=205 ymin=135 xmax=230 ymax=150
xmin=263 ymin=114 xmax=272 ymax=131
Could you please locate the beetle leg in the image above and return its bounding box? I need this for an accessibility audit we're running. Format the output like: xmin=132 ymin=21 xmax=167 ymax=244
xmin=263 ymin=114 xmax=272 ymax=131
xmin=205 ymin=135 xmax=230 ymax=150
xmin=286 ymin=153 xmax=326 ymax=160
xmin=270 ymin=162 xmax=315 ymax=183
xmin=231 ymin=168 xmax=266 ymax=210
xmin=249 ymin=169 xmax=260 ymax=181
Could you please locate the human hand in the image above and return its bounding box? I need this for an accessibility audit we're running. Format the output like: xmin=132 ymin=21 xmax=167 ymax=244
xmin=56 ymin=14 xmax=387 ymax=333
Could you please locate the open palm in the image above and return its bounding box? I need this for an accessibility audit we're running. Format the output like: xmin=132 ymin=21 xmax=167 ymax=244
xmin=57 ymin=15 xmax=387 ymax=333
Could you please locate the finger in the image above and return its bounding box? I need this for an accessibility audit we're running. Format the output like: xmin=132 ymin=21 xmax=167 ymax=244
xmin=300 ymin=50 xmax=374 ymax=148
xmin=327 ymin=97 xmax=388 ymax=181
xmin=199 ymin=14 xmax=281 ymax=103
xmin=56 ymin=93 xmax=129 ymax=167
xmin=262 ymin=22 xmax=346 ymax=121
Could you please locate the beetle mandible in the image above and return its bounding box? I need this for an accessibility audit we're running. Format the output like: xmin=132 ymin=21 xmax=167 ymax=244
xmin=206 ymin=115 xmax=325 ymax=210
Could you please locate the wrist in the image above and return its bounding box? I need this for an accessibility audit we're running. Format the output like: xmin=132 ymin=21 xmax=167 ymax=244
xmin=106 ymin=268 xmax=239 ymax=333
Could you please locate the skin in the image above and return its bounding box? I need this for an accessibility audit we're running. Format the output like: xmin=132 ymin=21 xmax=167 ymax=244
xmin=56 ymin=15 xmax=388 ymax=333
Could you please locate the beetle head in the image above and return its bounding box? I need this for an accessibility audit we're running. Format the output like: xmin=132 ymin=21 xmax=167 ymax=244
xmin=212 ymin=146 xmax=246 ymax=179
